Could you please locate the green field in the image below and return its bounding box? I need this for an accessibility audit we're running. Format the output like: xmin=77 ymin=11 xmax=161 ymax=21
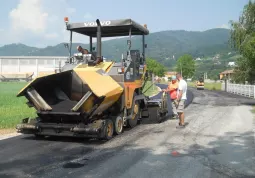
xmin=142 ymin=81 xmax=159 ymax=96
xmin=252 ymin=106 xmax=255 ymax=114
xmin=0 ymin=81 xmax=158 ymax=130
xmin=0 ymin=82 xmax=36 ymax=129
xmin=187 ymin=82 xmax=222 ymax=90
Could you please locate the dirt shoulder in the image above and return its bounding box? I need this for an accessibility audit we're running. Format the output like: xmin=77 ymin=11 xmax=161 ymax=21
xmin=0 ymin=129 xmax=21 ymax=140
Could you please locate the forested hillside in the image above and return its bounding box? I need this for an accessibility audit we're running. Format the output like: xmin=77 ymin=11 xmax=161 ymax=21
xmin=0 ymin=28 xmax=232 ymax=69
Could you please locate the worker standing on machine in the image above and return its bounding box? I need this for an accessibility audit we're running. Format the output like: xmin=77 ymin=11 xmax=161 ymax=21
xmin=163 ymin=75 xmax=179 ymax=119
xmin=77 ymin=45 xmax=89 ymax=54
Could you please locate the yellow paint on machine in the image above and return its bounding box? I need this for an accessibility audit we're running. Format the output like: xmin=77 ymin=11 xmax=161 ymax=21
xmin=75 ymin=61 xmax=114 ymax=72
xmin=16 ymin=62 xmax=114 ymax=97
xmin=73 ymin=67 xmax=124 ymax=114
xmin=17 ymin=78 xmax=36 ymax=97
xmin=92 ymin=94 xmax=120 ymax=116
xmin=124 ymin=80 xmax=143 ymax=109
xmin=81 ymin=94 xmax=97 ymax=113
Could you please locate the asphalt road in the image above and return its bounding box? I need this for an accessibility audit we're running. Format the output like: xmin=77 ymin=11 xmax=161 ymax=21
xmin=0 ymin=87 xmax=255 ymax=178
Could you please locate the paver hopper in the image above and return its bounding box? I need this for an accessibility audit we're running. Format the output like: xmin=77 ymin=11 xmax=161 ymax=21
xmin=16 ymin=18 xmax=168 ymax=140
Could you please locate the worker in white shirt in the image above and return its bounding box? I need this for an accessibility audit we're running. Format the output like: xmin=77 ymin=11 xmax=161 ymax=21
xmin=176 ymin=73 xmax=188 ymax=128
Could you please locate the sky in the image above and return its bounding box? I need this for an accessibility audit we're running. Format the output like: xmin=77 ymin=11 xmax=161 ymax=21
xmin=0 ymin=0 xmax=250 ymax=48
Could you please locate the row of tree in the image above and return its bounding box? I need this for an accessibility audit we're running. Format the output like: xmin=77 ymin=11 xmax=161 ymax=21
xmin=145 ymin=58 xmax=166 ymax=77
xmin=229 ymin=0 xmax=255 ymax=84
xmin=146 ymin=54 xmax=196 ymax=80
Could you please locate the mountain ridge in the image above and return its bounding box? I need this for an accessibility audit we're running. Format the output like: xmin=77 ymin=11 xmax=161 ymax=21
xmin=0 ymin=28 xmax=232 ymax=68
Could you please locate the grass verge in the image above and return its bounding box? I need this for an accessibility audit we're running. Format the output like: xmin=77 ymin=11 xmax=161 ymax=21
xmin=0 ymin=82 xmax=36 ymax=129
xmin=142 ymin=81 xmax=159 ymax=96
xmin=188 ymin=82 xmax=221 ymax=90
xmin=252 ymin=106 xmax=255 ymax=114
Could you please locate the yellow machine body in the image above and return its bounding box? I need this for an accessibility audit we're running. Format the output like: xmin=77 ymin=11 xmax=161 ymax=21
xmin=15 ymin=18 xmax=156 ymax=140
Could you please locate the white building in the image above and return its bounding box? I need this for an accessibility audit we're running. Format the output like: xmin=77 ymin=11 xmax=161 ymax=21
xmin=0 ymin=56 xmax=68 ymax=78
xmin=228 ymin=62 xmax=236 ymax=67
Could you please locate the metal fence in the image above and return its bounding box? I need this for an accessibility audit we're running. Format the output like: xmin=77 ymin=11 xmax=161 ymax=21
xmin=0 ymin=56 xmax=68 ymax=78
xmin=221 ymin=82 xmax=255 ymax=98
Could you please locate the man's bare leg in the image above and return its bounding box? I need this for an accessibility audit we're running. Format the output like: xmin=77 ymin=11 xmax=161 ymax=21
xmin=176 ymin=100 xmax=185 ymax=128
xmin=179 ymin=112 xmax=184 ymax=125
xmin=172 ymin=100 xmax=178 ymax=118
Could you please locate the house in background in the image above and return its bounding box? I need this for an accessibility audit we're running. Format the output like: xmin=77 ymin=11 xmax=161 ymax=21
xmin=228 ymin=62 xmax=236 ymax=67
xmin=219 ymin=69 xmax=234 ymax=80
xmin=161 ymin=71 xmax=177 ymax=81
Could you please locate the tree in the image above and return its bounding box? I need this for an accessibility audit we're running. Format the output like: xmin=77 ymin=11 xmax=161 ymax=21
xmin=229 ymin=0 xmax=255 ymax=84
xmin=176 ymin=54 xmax=195 ymax=79
xmin=146 ymin=58 xmax=166 ymax=77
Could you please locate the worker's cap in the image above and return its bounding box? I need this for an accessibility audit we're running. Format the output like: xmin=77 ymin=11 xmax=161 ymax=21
xmin=171 ymin=75 xmax=177 ymax=80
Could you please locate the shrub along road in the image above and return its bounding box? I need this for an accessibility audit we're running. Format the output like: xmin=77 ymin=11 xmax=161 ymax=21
xmin=0 ymin=86 xmax=254 ymax=178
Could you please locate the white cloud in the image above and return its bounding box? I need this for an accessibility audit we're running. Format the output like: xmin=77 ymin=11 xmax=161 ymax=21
xmin=218 ymin=24 xmax=230 ymax=29
xmin=1 ymin=0 xmax=119 ymax=47
xmin=9 ymin=0 xmax=48 ymax=34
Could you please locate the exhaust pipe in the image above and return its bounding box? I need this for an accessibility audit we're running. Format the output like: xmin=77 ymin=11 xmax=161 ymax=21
xmin=96 ymin=19 xmax=102 ymax=62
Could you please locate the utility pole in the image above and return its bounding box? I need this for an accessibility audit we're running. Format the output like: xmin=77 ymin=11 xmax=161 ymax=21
xmin=152 ymin=73 xmax=155 ymax=90
xmin=180 ymin=61 xmax=182 ymax=76
xmin=224 ymin=61 xmax=227 ymax=91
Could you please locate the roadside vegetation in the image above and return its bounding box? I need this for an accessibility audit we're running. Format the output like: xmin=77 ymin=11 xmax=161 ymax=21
xmin=142 ymin=81 xmax=159 ymax=96
xmin=204 ymin=83 xmax=222 ymax=90
xmin=252 ymin=106 xmax=255 ymax=114
xmin=229 ymin=1 xmax=255 ymax=84
xmin=0 ymin=82 xmax=36 ymax=130
xmin=175 ymin=54 xmax=195 ymax=79
xmin=187 ymin=82 xmax=221 ymax=91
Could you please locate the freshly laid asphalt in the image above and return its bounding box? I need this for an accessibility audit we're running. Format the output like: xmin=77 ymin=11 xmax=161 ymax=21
xmin=0 ymin=85 xmax=255 ymax=178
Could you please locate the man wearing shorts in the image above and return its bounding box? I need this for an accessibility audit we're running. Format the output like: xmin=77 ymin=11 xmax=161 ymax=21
xmin=176 ymin=73 xmax=187 ymax=128
xmin=163 ymin=75 xmax=179 ymax=119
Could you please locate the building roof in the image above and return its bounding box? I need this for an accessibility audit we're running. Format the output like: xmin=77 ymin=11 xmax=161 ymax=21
xmin=220 ymin=69 xmax=234 ymax=75
xmin=165 ymin=71 xmax=177 ymax=76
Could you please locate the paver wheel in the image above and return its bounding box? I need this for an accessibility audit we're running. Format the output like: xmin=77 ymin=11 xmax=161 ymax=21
xmin=100 ymin=119 xmax=114 ymax=140
xmin=127 ymin=98 xmax=140 ymax=128
xmin=114 ymin=116 xmax=123 ymax=135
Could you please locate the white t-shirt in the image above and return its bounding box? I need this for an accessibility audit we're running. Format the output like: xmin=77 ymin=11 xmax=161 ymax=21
xmin=177 ymin=79 xmax=187 ymax=100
